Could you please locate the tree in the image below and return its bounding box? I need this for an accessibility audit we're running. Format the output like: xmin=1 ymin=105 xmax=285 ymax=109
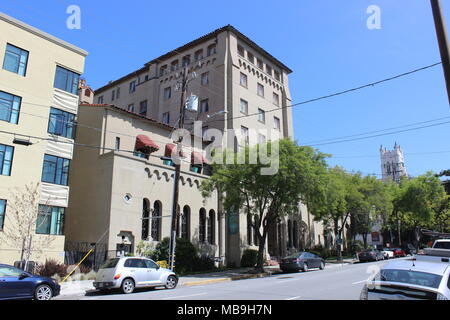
xmin=201 ymin=139 xmax=329 ymax=272
xmin=394 ymin=172 xmax=448 ymax=251
xmin=0 ymin=183 xmax=55 ymax=270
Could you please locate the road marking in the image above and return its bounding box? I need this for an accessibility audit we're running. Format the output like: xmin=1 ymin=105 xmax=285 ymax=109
xmin=286 ymin=296 xmax=302 ymax=300
xmin=161 ymin=292 xmax=208 ymax=300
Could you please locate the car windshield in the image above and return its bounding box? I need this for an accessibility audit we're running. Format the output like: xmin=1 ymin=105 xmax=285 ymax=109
xmin=285 ymin=252 xmax=304 ymax=259
xmin=100 ymin=258 xmax=120 ymax=269
xmin=434 ymin=242 xmax=450 ymax=249
xmin=378 ymin=269 xmax=443 ymax=289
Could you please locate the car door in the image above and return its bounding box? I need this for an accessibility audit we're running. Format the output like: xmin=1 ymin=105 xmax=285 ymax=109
xmin=126 ymin=259 xmax=148 ymax=287
xmin=0 ymin=266 xmax=33 ymax=299
xmin=144 ymin=259 xmax=163 ymax=285
xmin=304 ymin=253 xmax=316 ymax=268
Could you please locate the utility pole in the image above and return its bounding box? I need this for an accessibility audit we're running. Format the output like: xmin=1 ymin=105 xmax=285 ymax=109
xmin=168 ymin=66 xmax=193 ymax=271
xmin=431 ymin=0 xmax=450 ymax=105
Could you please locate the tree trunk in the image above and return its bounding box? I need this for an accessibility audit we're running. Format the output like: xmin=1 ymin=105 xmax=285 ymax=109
xmin=255 ymin=231 xmax=267 ymax=273
xmin=397 ymin=219 xmax=402 ymax=246
xmin=362 ymin=233 xmax=368 ymax=249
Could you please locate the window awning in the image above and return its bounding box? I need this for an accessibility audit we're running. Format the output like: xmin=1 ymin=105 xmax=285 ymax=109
xmin=135 ymin=135 xmax=159 ymax=153
xmin=164 ymin=143 xmax=186 ymax=159
xmin=191 ymin=151 xmax=209 ymax=165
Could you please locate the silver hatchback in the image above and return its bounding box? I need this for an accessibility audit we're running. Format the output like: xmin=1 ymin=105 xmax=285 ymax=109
xmin=94 ymin=257 xmax=178 ymax=294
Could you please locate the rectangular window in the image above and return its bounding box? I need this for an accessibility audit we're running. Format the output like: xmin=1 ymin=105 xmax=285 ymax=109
xmin=3 ymin=43 xmax=29 ymax=76
xmin=247 ymin=51 xmax=254 ymax=64
xmin=266 ymin=65 xmax=272 ymax=76
xmin=182 ymin=55 xmax=191 ymax=67
xmin=241 ymin=126 xmax=249 ymax=145
xmin=257 ymin=83 xmax=264 ymax=97
xmin=258 ymin=108 xmax=265 ymax=123
xmin=139 ymin=100 xmax=147 ymax=116
xmin=240 ymin=73 xmax=247 ymax=88
xmin=116 ymin=87 xmax=120 ymax=99
xmin=48 ymin=107 xmax=76 ymax=139
xmin=111 ymin=90 xmax=115 ymax=101
xmin=115 ymin=137 xmax=120 ymax=151
xmin=0 ymin=90 xmax=21 ymax=124
xmin=36 ymin=205 xmax=65 ymax=235
xmin=200 ymin=99 xmax=209 ymax=113
xmin=41 ymin=154 xmax=70 ymax=186
xmin=274 ymin=116 xmax=281 ymax=131
xmin=258 ymin=133 xmax=266 ymax=145
xmin=257 ymin=58 xmax=264 ymax=69
xmin=237 ymin=44 xmax=245 ymax=57
xmin=207 ymin=44 xmax=216 ymax=56
xmin=274 ymin=70 xmax=281 ymax=81
xmin=170 ymin=60 xmax=179 ymax=71
xmin=162 ymin=112 xmax=170 ymax=124
xmin=201 ymin=72 xmax=209 ymax=86
xmin=273 ymin=92 xmax=279 ymax=106
xmin=240 ymin=99 xmax=248 ymax=114
xmin=0 ymin=199 xmax=5 ymax=230
xmin=195 ymin=49 xmax=203 ymax=61
xmin=164 ymin=87 xmax=171 ymax=100
xmin=54 ymin=66 xmax=80 ymax=95
xmin=97 ymin=96 xmax=104 ymax=104
xmin=129 ymin=81 xmax=136 ymax=93
xmin=127 ymin=104 xmax=134 ymax=112
xmin=0 ymin=144 xmax=14 ymax=176
xmin=159 ymin=65 xmax=167 ymax=76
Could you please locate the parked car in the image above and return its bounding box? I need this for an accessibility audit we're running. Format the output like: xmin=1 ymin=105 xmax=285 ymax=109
xmin=401 ymin=244 xmax=417 ymax=256
xmin=360 ymin=249 xmax=450 ymax=300
xmin=358 ymin=249 xmax=385 ymax=263
xmin=280 ymin=252 xmax=325 ymax=273
xmin=432 ymin=239 xmax=450 ymax=250
xmin=0 ymin=264 xmax=60 ymax=300
xmin=392 ymin=248 xmax=407 ymax=258
xmin=381 ymin=248 xmax=395 ymax=260
xmin=93 ymin=257 xmax=178 ymax=294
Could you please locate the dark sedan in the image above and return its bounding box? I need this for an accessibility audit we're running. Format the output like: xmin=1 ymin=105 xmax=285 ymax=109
xmin=358 ymin=249 xmax=384 ymax=262
xmin=280 ymin=252 xmax=325 ymax=273
xmin=0 ymin=264 xmax=60 ymax=300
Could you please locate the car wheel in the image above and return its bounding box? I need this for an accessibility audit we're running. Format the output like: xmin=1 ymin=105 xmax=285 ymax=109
xmin=165 ymin=275 xmax=178 ymax=289
xmin=121 ymin=278 xmax=135 ymax=294
xmin=319 ymin=262 xmax=325 ymax=270
xmin=34 ymin=284 xmax=53 ymax=301
xmin=303 ymin=263 xmax=308 ymax=272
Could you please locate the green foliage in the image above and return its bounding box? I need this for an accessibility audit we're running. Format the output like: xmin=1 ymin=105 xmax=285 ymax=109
xmin=152 ymin=237 xmax=216 ymax=275
xmin=201 ymin=139 xmax=330 ymax=271
xmin=136 ymin=240 xmax=156 ymax=258
xmin=240 ymin=249 xmax=258 ymax=267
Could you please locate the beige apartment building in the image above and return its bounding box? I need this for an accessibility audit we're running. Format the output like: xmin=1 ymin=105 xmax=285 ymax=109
xmin=68 ymin=25 xmax=323 ymax=266
xmin=0 ymin=13 xmax=87 ymax=265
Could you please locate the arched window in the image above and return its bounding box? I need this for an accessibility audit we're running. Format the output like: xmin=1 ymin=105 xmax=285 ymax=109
xmin=207 ymin=44 xmax=216 ymax=56
xmin=199 ymin=208 xmax=206 ymax=243
xmin=208 ymin=210 xmax=215 ymax=245
xmin=293 ymin=220 xmax=299 ymax=249
xmin=151 ymin=201 xmax=162 ymax=241
xmin=247 ymin=213 xmax=253 ymax=246
xmin=181 ymin=206 xmax=190 ymax=240
xmin=288 ymin=220 xmax=293 ymax=248
xmin=142 ymin=198 xmax=150 ymax=240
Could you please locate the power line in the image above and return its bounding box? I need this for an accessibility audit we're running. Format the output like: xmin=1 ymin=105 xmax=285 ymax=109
xmin=302 ymin=120 xmax=450 ymax=147
xmin=332 ymin=150 xmax=450 ymax=159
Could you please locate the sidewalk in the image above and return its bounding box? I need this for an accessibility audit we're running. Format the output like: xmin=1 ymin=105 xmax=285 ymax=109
xmin=57 ymin=266 xmax=283 ymax=298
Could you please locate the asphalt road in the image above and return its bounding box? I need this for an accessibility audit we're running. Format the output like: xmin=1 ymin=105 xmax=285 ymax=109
xmin=58 ymin=258 xmax=402 ymax=300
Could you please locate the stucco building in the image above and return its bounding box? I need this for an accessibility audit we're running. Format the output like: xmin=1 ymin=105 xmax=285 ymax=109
xmin=0 ymin=13 xmax=87 ymax=264
xmin=67 ymin=25 xmax=323 ymax=266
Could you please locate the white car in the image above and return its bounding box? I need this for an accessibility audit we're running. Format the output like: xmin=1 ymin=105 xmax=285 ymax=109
xmin=93 ymin=257 xmax=178 ymax=294
xmin=381 ymin=248 xmax=395 ymax=260
xmin=360 ymin=249 xmax=450 ymax=300
xmin=432 ymin=239 xmax=450 ymax=250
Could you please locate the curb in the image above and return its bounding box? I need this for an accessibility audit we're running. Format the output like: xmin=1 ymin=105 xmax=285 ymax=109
xmin=181 ymin=271 xmax=279 ymax=287
xmin=181 ymin=278 xmax=232 ymax=286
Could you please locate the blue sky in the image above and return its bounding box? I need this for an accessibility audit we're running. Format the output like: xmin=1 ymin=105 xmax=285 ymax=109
xmin=1 ymin=0 xmax=449 ymax=177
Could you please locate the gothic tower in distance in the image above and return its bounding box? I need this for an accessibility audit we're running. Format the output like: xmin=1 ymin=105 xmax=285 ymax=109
xmin=380 ymin=143 xmax=408 ymax=183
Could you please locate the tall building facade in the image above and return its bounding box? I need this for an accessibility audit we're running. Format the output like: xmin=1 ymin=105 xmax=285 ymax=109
xmin=67 ymin=25 xmax=322 ymax=267
xmin=0 ymin=13 xmax=87 ymax=264
xmin=380 ymin=143 xmax=408 ymax=183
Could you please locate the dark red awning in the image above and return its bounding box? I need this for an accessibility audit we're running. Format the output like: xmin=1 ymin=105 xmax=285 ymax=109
xmin=135 ymin=135 xmax=159 ymax=153
xmin=164 ymin=143 xmax=186 ymax=159
xmin=191 ymin=151 xmax=209 ymax=165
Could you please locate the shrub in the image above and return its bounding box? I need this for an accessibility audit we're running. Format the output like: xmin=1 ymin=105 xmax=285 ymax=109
xmin=240 ymin=249 xmax=258 ymax=267
xmin=156 ymin=260 xmax=169 ymax=269
xmin=35 ymin=259 xmax=68 ymax=278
